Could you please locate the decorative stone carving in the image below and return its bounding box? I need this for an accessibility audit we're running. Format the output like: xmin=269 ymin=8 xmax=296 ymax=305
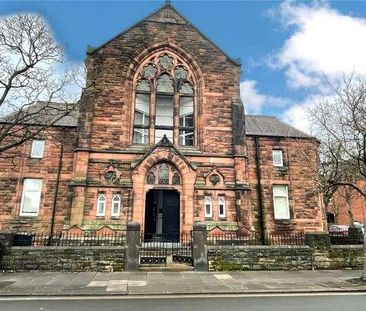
xmin=101 ymin=165 xmax=121 ymax=184
xmin=204 ymin=166 xmax=225 ymax=187
xmin=209 ymin=174 xmax=220 ymax=186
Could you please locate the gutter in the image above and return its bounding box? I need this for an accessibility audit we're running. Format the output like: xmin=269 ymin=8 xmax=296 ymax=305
xmin=254 ymin=136 xmax=266 ymax=245
xmin=48 ymin=128 xmax=65 ymax=245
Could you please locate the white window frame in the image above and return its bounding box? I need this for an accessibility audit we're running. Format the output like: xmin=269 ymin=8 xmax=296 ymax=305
xmin=20 ymin=179 xmax=42 ymax=216
xmin=273 ymin=185 xmax=290 ymax=220
xmin=96 ymin=194 xmax=106 ymax=216
xmin=204 ymin=196 xmax=212 ymax=218
xmin=111 ymin=194 xmax=121 ymax=217
xmin=218 ymin=196 xmax=226 ymax=218
xmin=272 ymin=149 xmax=283 ymax=167
xmin=31 ymin=140 xmax=45 ymax=158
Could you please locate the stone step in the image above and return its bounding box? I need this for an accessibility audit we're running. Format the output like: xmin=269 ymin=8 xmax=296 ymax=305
xmin=139 ymin=262 xmax=194 ymax=272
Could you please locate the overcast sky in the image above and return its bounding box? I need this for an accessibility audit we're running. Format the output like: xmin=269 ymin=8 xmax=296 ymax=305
xmin=1 ymin=0 xmax=366 ymax=132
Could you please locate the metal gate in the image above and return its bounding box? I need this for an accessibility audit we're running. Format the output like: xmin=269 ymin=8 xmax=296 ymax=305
xmin=139 ymin=231 xmax=192 ymax=266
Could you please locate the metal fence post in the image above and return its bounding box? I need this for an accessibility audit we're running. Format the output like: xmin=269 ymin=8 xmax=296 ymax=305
xmin=125 ymin=222 xmax=140 ymax=271
xmin=192 ymin=222 xmax=208 ymax=271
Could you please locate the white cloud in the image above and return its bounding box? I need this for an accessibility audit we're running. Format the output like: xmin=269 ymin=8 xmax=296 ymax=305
xmin=240 ymin=80 xmax=291 ymax=114
xmin=272 ymin=1 xmax=366 ymax=89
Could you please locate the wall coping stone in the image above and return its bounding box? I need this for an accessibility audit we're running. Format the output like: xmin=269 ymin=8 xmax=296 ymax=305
xmin=9 ymin=246 xmax=126 ymax=251
xmin=330 ymin=245 xmax=363 ymax=250
xmin=208 ymin=245 xmax=311 ymax=250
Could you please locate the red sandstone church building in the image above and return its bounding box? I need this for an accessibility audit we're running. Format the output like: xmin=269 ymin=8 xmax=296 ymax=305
xmin=0 ymin=4 xmax=325 ymax=240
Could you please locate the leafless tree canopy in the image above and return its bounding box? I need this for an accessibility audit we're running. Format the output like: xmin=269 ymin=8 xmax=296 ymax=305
xmin=307 ymin=75 xmax=366 ymax=198
xmin=0 ymin=13 xmax=85 ymax=154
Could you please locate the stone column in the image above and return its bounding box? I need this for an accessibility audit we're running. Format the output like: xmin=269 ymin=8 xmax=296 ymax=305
xmin=192 ymin=222 xmax=208 ymax=271
xmin=125 ymin=222 xmax=141 ymax=271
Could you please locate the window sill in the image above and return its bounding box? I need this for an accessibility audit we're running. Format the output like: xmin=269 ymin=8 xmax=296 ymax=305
xmin=110 ymin=216 xmax=120 ymax=219
xmin=205 ymin=217 xmax=213 ymax=221
xmin=218 ymin=217 xmax=227 ymax=221
xmin=274 ymin=219 xmax=292 ymax=224
xmin=19 ymin=214 xmax=39 ymax=218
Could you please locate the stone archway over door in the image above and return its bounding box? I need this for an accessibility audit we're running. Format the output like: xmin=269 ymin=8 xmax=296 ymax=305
xmin=144 ymin=189 xmax=180 ymax=242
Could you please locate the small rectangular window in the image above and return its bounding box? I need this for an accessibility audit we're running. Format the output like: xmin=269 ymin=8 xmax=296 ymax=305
xmin=31 ymin=140 xmax=45 ymax=158
xmin=204 ymin=196 xmax=212 ymax=218
xmin=111 ymin=195 xmax=121 ymax=217
xmin=96 ymin=194 xmax=106 ymax=216
xmin=272 ymin=149 xmax=283 ymax=167
xmin=20 ymin=179 xmax=42 ymax=216
xmin=273 ymin=185 xmax=290 ymax=220
xmin=218 ymin=196 xmax=226 ymax=218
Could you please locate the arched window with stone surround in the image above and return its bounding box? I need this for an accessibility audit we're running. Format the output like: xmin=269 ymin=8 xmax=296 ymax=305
xmin=133 ymin=52 xmax=195 ymax=146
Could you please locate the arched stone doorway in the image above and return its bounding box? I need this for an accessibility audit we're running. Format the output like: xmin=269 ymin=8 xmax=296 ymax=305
xmin=144 ymin=162 xmax=182 ymax=242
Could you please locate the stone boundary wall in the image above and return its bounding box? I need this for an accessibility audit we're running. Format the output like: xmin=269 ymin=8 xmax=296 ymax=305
xmin=208 ymin=245 xmax=364 ymax=271
xmin=1 ymin=246 xmax=125 ymax=272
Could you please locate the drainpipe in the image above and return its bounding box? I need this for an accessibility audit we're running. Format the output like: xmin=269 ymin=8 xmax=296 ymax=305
xmin=48 ymin=128 xmax=65 ymax=246
xmin=254 ymin=136 xmax=266 ymax=245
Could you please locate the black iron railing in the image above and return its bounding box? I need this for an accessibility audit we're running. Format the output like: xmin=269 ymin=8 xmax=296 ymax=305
xmin=207 ymin=232 xmax=305 ymax=246
xmin=329 ymin=232 xmax=364 ymax=245
xmin=12 ymin=231 xmax=126 ymax=247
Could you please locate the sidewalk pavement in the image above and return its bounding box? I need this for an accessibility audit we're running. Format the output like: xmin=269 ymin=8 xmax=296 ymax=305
xmin=0 ymin=270 xmax=365 ymax=296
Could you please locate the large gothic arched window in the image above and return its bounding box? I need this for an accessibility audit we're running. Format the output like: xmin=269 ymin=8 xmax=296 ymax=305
xmin=133 ymin=52 xmax=195 ymax=146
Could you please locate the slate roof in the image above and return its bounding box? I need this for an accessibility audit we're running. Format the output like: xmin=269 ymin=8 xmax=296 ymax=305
xmin=245 ymin=115 xmax=310 ymax=139
xmin=1 ymin=103 xmax=310 ymax=139
xmin=0 ymin=101 xmax=79 ymax=128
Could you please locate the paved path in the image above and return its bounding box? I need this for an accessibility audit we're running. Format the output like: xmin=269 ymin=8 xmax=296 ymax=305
xmin=0 ymin=270 xmax=365 ymax=296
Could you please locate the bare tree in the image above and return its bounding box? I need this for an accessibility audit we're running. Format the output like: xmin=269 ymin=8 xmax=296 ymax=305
xmin=0 ymin=13 xmax=88 ymax=154
xmin=306 ymin=74 xmax=366 ymax=281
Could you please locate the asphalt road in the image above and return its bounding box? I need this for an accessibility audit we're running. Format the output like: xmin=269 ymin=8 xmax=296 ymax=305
xmin=0 ymin=293 xmax=365 ymax=311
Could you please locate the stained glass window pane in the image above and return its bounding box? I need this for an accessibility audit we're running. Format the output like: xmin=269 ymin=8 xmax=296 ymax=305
xmin=175 ymin=67 xmax=188 ymax=80
xmin=179 ymin=82 xmax=194 ymax=95
xmin=146 ymin=172 xmax=155 ymax=184
xmin=159 ymin=54 xmax=173 ymax=71
xmin=141 ymin=64 xmax=157 ymax=79
xmin=158 ymin=163 xmax=169 ymax=184
xmin=136 ymin=80 xmax=151 ymax=92
xmin=172 ymin=173 xmax=180 ymax=185
xmin=157 ymin=74 xmax=174 ymax=93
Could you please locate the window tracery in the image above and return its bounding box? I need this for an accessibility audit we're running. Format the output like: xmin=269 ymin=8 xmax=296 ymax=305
xmin=133 ymin=52 xmax=195 ymax=146
xmin=145 ymin=162 xmax=181 ymax=186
